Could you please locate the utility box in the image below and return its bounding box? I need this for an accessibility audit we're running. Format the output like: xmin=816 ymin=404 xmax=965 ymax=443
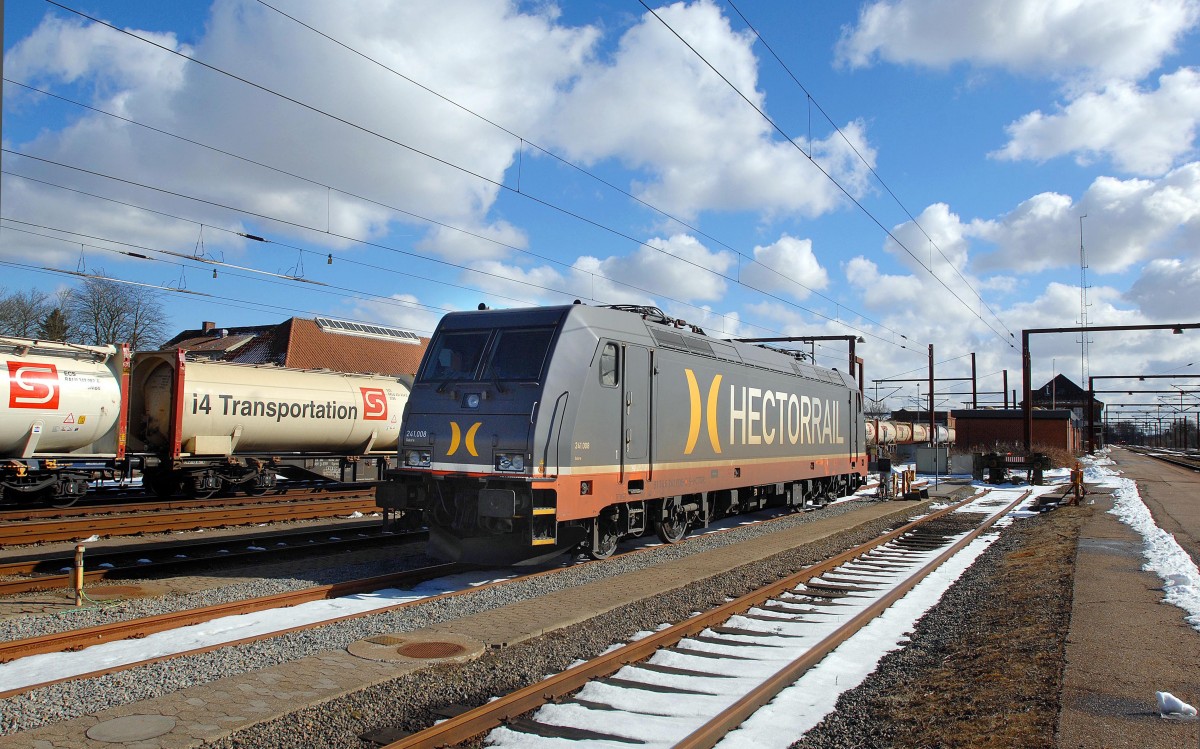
xmin=950 ymin=453 xmax=975 ymax=475
xmin=916 ymin=445 xmax=949 ymax=474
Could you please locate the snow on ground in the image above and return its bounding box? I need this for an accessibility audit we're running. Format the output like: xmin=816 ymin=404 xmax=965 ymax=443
xmin=486 ymin=486 xmax=1053 ymax=749
xmin=1084 ymin=454 xmax=1200 ymax=632
xmin=0 ymin=569 xmax=516 ymax=693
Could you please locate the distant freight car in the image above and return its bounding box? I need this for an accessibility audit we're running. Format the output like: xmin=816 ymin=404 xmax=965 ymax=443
xmin=381 ymin=303 xmax=867 ymax=564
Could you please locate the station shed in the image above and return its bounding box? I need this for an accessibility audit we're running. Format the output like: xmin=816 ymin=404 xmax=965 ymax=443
xmin=951 ymin=408 xmax=1080 ymax=453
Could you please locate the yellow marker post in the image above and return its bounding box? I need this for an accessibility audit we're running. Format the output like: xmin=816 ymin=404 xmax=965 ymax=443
xmin=73 ymin=544 xmax=86 ymax=606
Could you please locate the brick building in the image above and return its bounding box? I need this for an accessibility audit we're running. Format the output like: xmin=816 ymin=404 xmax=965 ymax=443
xmin=160 ymin=316 xmax=429 ymax=377
xmin=950 ymin=408 xmax=1081 ymax=453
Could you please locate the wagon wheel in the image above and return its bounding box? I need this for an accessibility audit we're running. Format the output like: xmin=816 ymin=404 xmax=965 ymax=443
xmin=589 ymin=509 xmax=620 ymax=560
xmin=186 ymin=477 xmax=220 ymax=500
xmin=654 ymin=497 xmax=689 ymax=544
xmin=48 ymin=483 xmax=86 ymax=509
xmin=146 ymin=473 xmax=181 ymax=499
xmin=240 ymin=478 xmax=269 ymax=497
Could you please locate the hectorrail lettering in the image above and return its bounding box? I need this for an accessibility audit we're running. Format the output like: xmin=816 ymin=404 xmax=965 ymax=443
xmin=729 ymin=384 xmax=842 ymax=448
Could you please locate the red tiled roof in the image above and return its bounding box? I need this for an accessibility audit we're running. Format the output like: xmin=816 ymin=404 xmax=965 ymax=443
xmin=161 ymin=318 xmax=428 ymax=377
xmin=282 ymin=318 xmax=427 ymax=376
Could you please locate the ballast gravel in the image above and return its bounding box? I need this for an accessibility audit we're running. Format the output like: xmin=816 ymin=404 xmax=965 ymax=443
xmin=0 ymin=496 xmax=903 ymax=734
xmin=212 ymin=510 xmax=991 ymax=749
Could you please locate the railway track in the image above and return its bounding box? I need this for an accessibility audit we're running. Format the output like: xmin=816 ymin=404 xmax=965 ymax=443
xmin=0 ymin=484 xmax=379 ymax=521
xmin=0 ymin=493 xmax=378 ymax=546
xmin=380 ymin=489 xmax=1029 ymax=749
xmin=0 ymin=521 xmax=424 ymax=596
xmin=0 ymin=561 xmax=473 ymax=698
xmin=1122 ymin=445 xmax=1200 ymax=472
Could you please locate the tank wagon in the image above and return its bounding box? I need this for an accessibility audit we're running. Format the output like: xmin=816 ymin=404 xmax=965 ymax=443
xmin=0 ymin=337 xmax=131 ymax=505
xmin=380 ymin=303 xmax=867 ymax=564
xmin=129 ymin=351 xmax=409 ymax=498
xmin=866 ymin=419 xmax=955 ymax=445
xmin=0 ymin=336 xmax=410 ymax=505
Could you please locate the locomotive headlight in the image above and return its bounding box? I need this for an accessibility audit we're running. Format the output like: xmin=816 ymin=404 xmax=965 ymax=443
xmin=495 ymin=453 xmax=525 ymax=472
xmin=404 ymin=450 xmax=431 ymax=468
xmin=463 ymin=393 xmax=481 ymax=409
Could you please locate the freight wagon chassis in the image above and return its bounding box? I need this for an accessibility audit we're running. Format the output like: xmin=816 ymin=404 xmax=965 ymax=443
xmin=0 ymin=458 xmax=137 ymax=508
xmin=143 ymin=457 xmax=279 ymax=499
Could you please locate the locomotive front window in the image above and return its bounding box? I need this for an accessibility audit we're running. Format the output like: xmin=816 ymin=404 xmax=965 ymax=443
xmin=421 ymin=330 xmax=490 ymax=382
xmin=483 ymin=327 xmax=555 ymax=381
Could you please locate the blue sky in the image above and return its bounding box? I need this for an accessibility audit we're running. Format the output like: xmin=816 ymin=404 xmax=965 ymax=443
xmin=3 ymin=0 xmax=1200 ymax=416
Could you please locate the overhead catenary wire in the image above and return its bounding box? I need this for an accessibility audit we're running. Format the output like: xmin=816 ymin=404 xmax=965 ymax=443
xmin=0 ymin=258 xmax=438 ymax=336
xmin=724 ymin=0 xmax=1015 ymax=342
xmin=3 ymin=161 xmax=841 ymax=343
xmin=34 ymin=2 xmax=920 ymax=352
xmin=635 ymin=0 xmax=1015 ymax=349
xmin=248 ymin=0 xmax=904 ymax=341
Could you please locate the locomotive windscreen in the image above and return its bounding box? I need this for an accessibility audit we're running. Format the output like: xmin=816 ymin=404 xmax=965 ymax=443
xmin=484 ymin=328 xmax=555 ymax=381
xmin=419 ymin=326 xmax=556 ymax=383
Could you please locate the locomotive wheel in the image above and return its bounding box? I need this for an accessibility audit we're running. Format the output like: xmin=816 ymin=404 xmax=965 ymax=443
xmin=589 ymin=510 xmax=620 ymax=560
xmin=654 ymin=498 xmax=689 ymax=544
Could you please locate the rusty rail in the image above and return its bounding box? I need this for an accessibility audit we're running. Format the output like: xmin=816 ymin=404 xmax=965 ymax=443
xmin=0 ymin=485 xmax=377 ymax=522
xmin=0 ymin=496 xmax=378 ymax=546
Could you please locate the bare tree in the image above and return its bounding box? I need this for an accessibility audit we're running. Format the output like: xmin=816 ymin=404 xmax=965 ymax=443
xmin=0 ymin=288 xmax=53 ymax=338
xmin=64 ymin=275 xmax=168 ymax=348
xmin=121 ymin=284 xmax=169 ymax=350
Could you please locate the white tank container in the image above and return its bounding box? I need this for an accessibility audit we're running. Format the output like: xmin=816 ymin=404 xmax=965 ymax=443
xmin=0 ymin=338 xmax=125 ymax=456
xmin=133 ymin=353 xmax=408 ymax=457
xmin=866 ymin=420 xmax=900 ymax=445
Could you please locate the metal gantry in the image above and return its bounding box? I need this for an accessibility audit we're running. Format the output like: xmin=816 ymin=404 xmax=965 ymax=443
xmin=1022 ymin=323 xmax=1200 ymax=452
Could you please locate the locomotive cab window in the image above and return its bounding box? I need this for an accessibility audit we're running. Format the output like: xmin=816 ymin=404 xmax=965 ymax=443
xmin=421 ymin=330 xmax=490 ymax=382
xmin=483 ymin=327 xmax=555 ymax=381
xmin=600 ymin=342 xmax=619 ymax=387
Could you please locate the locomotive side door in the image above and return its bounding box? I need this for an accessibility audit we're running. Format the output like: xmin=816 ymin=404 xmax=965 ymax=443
xmin=622 ymin=345 xmax=652 ymax=474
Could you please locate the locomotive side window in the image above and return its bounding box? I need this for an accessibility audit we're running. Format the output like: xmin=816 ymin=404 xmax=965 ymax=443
xmin=421 ymin=330 xmax=490 ymax=382
xmin=484 ymin=327 xmax=555 ymax=381
xmin=600 ymin=342 xmax=619 ymax=387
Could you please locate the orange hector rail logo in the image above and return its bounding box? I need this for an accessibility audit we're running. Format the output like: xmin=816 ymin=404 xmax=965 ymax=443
xmin=447 ymin=421 xmax=481 ymax=457
xmin=684 ymin=369 xmax=722 ymax=454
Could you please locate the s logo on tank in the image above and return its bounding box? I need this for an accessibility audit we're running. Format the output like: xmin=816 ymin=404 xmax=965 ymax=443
xmin=7 ymin=361 xmax=60 ymax=409
xmin=360 ymin=387 xmax=388 ymax=420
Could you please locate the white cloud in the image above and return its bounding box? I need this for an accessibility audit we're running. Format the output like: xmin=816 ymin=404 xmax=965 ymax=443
xmin=971 ymin=163 xmax=1200 ymax=273
xmin=993 ymin=68 xmax=1200 ymax=175
xmin=739 ymin=235 xmax=829 ymax=301
xmin=4 ymin=14 xmax=191 ymax=94
xmin=539 ymin=0 xmax=876 ymax=219
xmin=577 ymin=234 xmax=735 ymax=305
xmin=2 ymin=1 xmax=598 ymax=268
xmin=837 ymin=0 xmax=1200 ymax=88
xmin=1127 ymin=257 xmax=1200 ymax=317
xmin=351 ymin=294 xmax=445 ymax=335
